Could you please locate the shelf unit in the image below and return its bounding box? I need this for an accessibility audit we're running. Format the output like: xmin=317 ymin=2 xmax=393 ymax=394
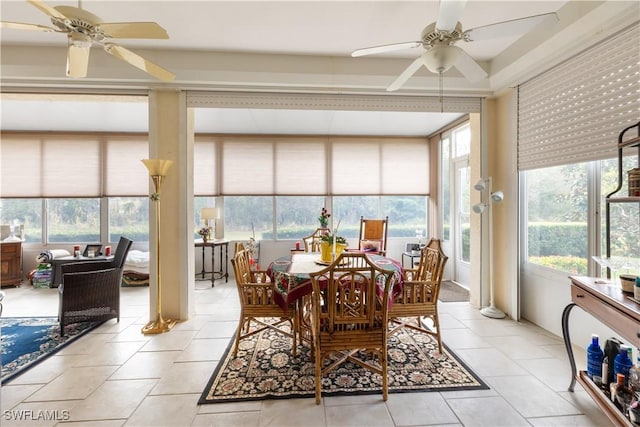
xmin=604 ymin=121 xmax=640 ymax=277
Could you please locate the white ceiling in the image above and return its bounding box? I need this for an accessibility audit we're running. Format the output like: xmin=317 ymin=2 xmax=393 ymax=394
xmin=1 ymin=1 xmax=636 ymax=135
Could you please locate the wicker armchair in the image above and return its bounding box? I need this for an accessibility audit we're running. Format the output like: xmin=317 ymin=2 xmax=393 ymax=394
xmin=309 ymin=252 xmax=395 ymax=404
xmin=230 ymin=247 xmax=296 ymax=357
xmin=388 ymin=238 xmax=448 ymax=353
xmin=58 ymin=237 xmax=132 ymax=336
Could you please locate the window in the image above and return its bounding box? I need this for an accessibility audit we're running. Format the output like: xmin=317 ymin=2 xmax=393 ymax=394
xmin=224 ymin=196 xmax=273 ymax=241
xmin=276 ymin=196 xmax=326 ymax=239
xmin=109 ymin=197 xmax=149 ymax=242
xmin=524 ymin=163 xmax=589 ymax=274
xmin=0 ymin=199 xmax=42 ymax=243
xmin=441 ymin=135 xmax=451 ymax=240
xmin=47 ymin=198 xmax=101 ymax=243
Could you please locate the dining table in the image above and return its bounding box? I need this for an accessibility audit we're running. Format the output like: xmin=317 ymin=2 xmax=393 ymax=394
xmin=266 ymin=252 xmax=404 ymax=311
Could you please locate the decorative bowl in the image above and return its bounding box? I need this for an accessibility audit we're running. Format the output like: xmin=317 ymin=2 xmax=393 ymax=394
xmin=619 ymin=274 xmax=638 ymax=293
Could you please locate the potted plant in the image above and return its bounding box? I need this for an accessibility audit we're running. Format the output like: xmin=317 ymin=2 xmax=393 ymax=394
xmin=319 ymin=231 xmax=347 ymax=263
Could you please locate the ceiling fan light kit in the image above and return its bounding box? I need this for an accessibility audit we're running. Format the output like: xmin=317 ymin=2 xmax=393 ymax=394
xmin=1 ymin=0 xmax=175 ymax=81
xmin=351 ymin=0 xmax=557 ymax=92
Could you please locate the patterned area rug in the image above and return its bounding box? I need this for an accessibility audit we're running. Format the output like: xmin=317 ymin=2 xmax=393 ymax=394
xmin=199 ymin=323 xmax=488 ymax=404
xmin=1 ymin=317 xmax=102 ymax=383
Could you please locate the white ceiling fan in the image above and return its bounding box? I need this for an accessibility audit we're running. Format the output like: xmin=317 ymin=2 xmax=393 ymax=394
xmin=0 ymin=0 xmax=175 ymax=81
xmin=352 ymin=0 xmax=558 ymax=91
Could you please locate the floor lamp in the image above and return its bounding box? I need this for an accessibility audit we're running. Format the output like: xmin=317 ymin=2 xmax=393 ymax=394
xmin=473 ymin=177 xmax=506 ymax=319
xmin=141 ymin=158 xmax=178 ymax=334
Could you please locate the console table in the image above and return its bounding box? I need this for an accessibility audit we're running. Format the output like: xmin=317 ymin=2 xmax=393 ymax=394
xmin=562 ymin=275 xmax=640 ymax=426
xmin=0 ymin=241 xmax=22 ymax=287
xmin=195 ymin=239 xmax=229 ymax=287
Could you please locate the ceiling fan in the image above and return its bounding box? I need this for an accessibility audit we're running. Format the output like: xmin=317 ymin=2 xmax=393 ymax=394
xmin=0 ymin=0 xmax=175 ymax=81
xmin=352 ymin=0 xmax=557 ymax=91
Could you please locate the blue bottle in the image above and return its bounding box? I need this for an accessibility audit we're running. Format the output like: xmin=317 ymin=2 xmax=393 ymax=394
xmin=587 ymin=334 xmax=603 ymax=380
xmin=614 ymin=344 xmax=633 ymax=385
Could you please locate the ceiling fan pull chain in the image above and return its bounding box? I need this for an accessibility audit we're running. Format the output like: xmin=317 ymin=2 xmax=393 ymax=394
xmin=439 ymin=72 xmax=444 ymax=113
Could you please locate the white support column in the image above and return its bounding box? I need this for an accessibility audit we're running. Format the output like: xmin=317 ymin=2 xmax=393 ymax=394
xmin=147 ymin=89 xmax=195 ymax=321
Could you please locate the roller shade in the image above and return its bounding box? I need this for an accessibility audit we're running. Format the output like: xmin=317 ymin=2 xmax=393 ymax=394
xmin=518 ymin=23 xmax=640 ymax=170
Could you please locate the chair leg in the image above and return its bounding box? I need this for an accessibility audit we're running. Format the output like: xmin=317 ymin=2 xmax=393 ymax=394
xmin=233 ymin=316 xmax=245 ymax=357
xmin=315 ymin=346 xmax=322 ymax=404
xmin=382 ymin=347 xmax=388 ymax=401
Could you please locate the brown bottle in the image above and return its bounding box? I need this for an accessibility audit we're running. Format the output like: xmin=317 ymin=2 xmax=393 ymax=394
xmin=611 ymin=373 xmax=633 ymax=415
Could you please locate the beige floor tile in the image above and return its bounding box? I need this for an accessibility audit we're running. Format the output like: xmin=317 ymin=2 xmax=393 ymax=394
xmin=446 ymin=396 xmax=530 ymax=426
xmin=4 ymin=354 xmax=84 ymax=385
xmin=149 ymin=361 xmax=219 ymax=395
xmin=124 ymin=394 xmax=200 ymax=427
xmin=195 ymin=320 xmax=238 ymax=339
xmin=191 ymin=411 xmax=261 ymax=426
xmin=1 ymin=400 xmax=79 ymax=427
xmin=457 ymin=318 xmax=521 ymax=337
xmin=175 ymin=337 xmax=230 ymax=362
xmin=386 ymin=392 xmax=459 ymax=426
xmin=438 ymin=329 xmax=492 ymax=350
xmin=109 ymin=350 xmax=181 ymax=380
xmin=483 ymin=335 xmax=555 ymax=360
xmin=324 ymin=401 xmax=394 ymax=427
xmin=485 ymin=375 xmax=580 ymax=418
xmin=1 ymin=384 xmax=43 ymax=411
xmin=60 ymin=421 xmax=126 ymax=427
xmin=138 ymin=330 xmax=199 ymax=352
xmin=453 ymin=348 xmax=528 ymax=377
xmin=258 ymin=398 xmax=326 ymax=426
xmin=67 ymin=379 xmax=156 ymax=421
xmin=25 ymin=366 xmax=118 ymax=402
xmin=197 ymin=400 xmax=263 ymax=414
xmin=63 ymin=341 xmax=146 ymax=367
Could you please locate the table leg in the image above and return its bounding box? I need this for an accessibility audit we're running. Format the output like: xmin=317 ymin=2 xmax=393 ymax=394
xmin=211 ymin=244 xmax=216 ymax=287
xmin=223 ymin=243 xmax=229 ymax=282
xmin=201 ymin=246 xmax=206 ymax=279
xmin=561 ymin=302 xmax=577 ymax=392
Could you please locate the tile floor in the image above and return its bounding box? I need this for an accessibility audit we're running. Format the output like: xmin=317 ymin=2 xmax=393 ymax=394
xmin=0 ymin=280 xmax=613 ymax=427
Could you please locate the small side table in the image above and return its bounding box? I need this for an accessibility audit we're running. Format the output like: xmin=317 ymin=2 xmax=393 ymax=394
xmin=401 ymin=250 xmax=422 ymax=268
xmin=195 ymin=239 xmax=230 ymax=287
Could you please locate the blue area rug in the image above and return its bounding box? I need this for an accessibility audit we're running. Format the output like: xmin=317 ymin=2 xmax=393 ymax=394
xmin=1 ymin=317 xmax=102 ymax=383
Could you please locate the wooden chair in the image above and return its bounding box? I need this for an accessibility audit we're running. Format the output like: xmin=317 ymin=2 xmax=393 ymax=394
xmin=230 ymin=247 xmax=296 ymax=356
xmin=302 ymin=227 xmax=330 ymax=252
xmin=357 ymin=216 xmax=389 ymax=255
xmin=388 ymin=238 xmax=448 ymax=353
xmin=309 ymin=251 xmax=395 ymax=404
xmin=58 ymin=236 xmax=133 ymax=336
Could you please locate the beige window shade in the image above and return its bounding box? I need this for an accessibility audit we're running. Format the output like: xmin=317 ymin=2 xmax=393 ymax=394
xmin=332 ymin=137 xmax=430 ymax=195
xmin=222 ymin=140 xmax=274 ymax=195
xmin=518 ymin=23 xmax=640 ymax=170
xmin=194 ymin=138 xmax=218 ymax=196
xmin=1 ymin=133 xmax=149 ymax=198
xmin=104 ymin=137 xmax=149 ymax=196
xmin=0 ymin=136 xmax=43 ymax=197
xmin=275 ymin=139 xmax=326 ymax=195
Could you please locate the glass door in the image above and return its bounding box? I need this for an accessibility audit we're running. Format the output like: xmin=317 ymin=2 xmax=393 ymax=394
xmin=454 ymin=159 xmax=471 ymax=286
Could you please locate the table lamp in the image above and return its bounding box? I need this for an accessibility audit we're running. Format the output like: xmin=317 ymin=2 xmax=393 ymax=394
xmin=201 ymin=207 xmax=220 ymax=239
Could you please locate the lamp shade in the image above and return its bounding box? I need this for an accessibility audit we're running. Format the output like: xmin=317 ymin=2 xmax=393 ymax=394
xmin=141 ymin=159 xmax=173 ymax=177
xmin=491 ymin=191 xmax=504 ymax=202
xmin=422 ymin=45 xmax=462 ymax=74
xmin=474 ymin=179 xmax=486 ymax=192
xmin=472 ymin=203 xmax=486 ymax=214
xmin=201 ymin=207 xmax=220 ymax=220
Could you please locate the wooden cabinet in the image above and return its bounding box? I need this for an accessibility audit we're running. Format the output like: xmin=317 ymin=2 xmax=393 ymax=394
xmin=1 ymin=241 xmax=23 ymax=287
xmin=563 ymin=276 xmax=640 ymax=426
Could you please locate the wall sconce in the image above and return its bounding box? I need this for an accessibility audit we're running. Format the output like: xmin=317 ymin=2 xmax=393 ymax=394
xmin=141 ymin=158 xmax=177 ymax=335
xmin=473 ymin=177 xmax=506 ymax=319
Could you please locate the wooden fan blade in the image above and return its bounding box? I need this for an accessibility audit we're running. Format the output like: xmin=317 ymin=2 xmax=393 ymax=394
xmin=27 ymin=0 xmax=67 ymax=20
xmin=0 ymin=21 xmax=56 ymax=32
xmin=104 ymin=43 xmax=175 ymax=81
xmin=98 ymin=22 xmax=169 ymax=39
xmin=464 ymin=13 xmax=558 ymax=41
xmin=352 ymin=41 xmax=421 ymax=57
xmin=454 ymin=50 xmax=487 ymax=82
xmin=436 ymin=0 xmax=467 ymax=32
xmin=66 ymin=44 xmax=90 ymax=78
xmin=387 ymin=57 xmax=424 ymax=92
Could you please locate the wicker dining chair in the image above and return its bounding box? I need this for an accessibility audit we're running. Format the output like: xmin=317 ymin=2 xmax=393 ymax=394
xmin=388 ymin=238 xmax=448 ymax=353
xmin=309 ymin=251 xmax=395 ymax=404
xmin=356 ymin=216 xmax=389 ymax=255
xmin=230 ymin=247 xmax=296 ymax=356
xmin=302 ymin=227 xmax=330 ymax=252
